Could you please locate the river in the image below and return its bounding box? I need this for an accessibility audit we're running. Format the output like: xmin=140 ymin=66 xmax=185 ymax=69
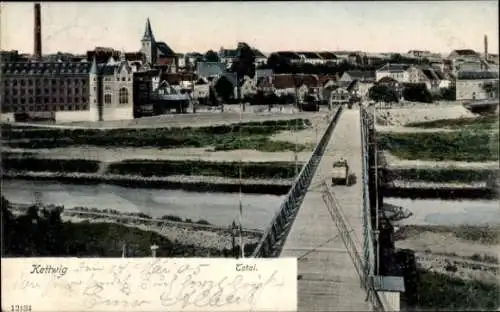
xmin=385 ymin=197 xmax=500 ymax=226
xmin=3 ymin=179 xmax=498 ymax=229
xmin=1 ymin=179 xmax=285 ymax=230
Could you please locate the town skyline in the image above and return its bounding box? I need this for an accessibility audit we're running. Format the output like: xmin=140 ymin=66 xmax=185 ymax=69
xmin=1 ymin=1 xmax=498 ymax=56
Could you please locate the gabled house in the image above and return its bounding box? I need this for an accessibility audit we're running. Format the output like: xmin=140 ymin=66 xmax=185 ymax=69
xmin=376 ymin=64 xmax=411 ymax=83
xmin=196 ymin=62 xmax=226 ymax=80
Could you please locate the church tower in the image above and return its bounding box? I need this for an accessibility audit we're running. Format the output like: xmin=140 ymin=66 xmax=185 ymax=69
xmin=141 ymin=18 xmax=157 ymax=65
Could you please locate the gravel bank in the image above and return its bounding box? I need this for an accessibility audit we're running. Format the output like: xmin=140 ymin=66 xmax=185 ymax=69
xmin=382 ymin=151 xmax=499 ymax=170
xmin=374 ymin=102 xmax=476 ymax=127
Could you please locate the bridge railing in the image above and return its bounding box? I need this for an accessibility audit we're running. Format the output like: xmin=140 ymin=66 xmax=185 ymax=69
xmin=251 ymin=106 xmax=344 ymax=258
xmin=360 ymin=106 xmax=387 ymax=311
xmin=321 ymin=181 xmax=385 ymax=312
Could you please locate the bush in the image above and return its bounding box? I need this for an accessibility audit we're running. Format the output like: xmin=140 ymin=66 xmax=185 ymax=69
xmin=107 ymin=160 xmax=301 ymax=180
xmin=402 ymin=83 xmax=433 ymax=103
xmin=1 ymin=157 xmax=100 ymax=173
xmin=417 ymin=269 xmax=499 ymax=310
xmin=369 ymin=84 xmax=399 ymax=103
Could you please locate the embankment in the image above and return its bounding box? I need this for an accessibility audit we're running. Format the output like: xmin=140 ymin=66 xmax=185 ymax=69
xmin=1 ymin=157 xmax=302 ymax=194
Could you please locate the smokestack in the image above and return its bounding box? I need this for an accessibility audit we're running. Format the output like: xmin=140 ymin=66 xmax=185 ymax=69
xmin=484 ymin=35 xmax=488 ymax=62
xmin=34 ymin=3 xmax=42 ymax=59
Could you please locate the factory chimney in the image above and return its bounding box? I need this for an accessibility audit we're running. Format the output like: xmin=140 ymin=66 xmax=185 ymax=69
xmin=34 ymin=3 xmax=42 ymax=59
xmin=484 ymin=35 xmax=489 ymax=62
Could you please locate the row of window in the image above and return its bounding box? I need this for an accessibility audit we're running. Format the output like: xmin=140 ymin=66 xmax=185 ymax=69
xmin=3 ymin=97 xmax=88 ymax=105
xmin=2 ymin=104 xmax=89 ymax=113
xmin=4 ymin=79 xmax=88 ymax=87
xmin=103 ymin=77 xmax=132 ymax=82
xmin=104 ymin=88 xmax=129 ymax=105
xmin=5 ymin=88 xmax=87 ymax=96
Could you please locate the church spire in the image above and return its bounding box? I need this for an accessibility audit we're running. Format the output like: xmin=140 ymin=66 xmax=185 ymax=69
xmin=142 ymin=18 xmax=155 ymax=42
xmin=90 ymin=56 xmax=98 ymax=75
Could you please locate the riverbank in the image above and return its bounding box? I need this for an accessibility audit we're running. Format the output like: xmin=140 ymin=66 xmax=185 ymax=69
xmin=383 ymin=180 xmax=498 ymax=199
xmin=8 ymin=203 xmax=262 ymax=251
xmin=395 ymin=224 xmax=499 ymax=310
xmin=2 ymin=171 xmax=293 ymax=194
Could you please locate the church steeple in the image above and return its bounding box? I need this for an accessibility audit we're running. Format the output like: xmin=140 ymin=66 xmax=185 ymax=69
xmin=142 ymin=18 xmax=155 ymax=42
xmin=140 ymin=18 xmax=157 ymax=65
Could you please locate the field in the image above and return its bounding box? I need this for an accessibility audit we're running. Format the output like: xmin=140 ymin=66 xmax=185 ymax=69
xmin=406 ymin=115 xmax=499 ymax=130
xmin=378 ymin=131 xmax=499 ymax=162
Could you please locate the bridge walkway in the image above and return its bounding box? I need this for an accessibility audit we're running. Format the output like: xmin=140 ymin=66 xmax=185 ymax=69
xmin=281 ymin=109 xmax=370 ymax=311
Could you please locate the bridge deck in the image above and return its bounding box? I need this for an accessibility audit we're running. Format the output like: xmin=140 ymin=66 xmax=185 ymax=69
xmin=281 ymin=109 xmax=371 ymax=311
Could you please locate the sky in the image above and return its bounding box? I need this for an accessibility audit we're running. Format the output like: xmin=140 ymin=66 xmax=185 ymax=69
xmin=1 ymin=1 xmax=498 ymax=55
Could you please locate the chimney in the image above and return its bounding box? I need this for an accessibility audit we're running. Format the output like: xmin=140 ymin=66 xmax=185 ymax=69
xmin=34 ymin=3 xmax=42 ymax=59
xmin=484 ymin=35 xmax=488 ymax=62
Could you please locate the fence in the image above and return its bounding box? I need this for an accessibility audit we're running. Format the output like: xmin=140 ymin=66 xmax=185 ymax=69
xmin=251 ymin=106 xmax=344 ymax=258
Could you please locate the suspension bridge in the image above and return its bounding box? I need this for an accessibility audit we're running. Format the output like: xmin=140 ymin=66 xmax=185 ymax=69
xmin=251 ymin=105 xmax=405 ymax=311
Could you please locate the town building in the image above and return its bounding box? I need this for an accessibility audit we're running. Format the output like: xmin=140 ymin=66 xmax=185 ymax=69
xmin=455 ymin=71 xmax=499 ymax=101
xmin=1 ymin=54 xmax=134 ymax=122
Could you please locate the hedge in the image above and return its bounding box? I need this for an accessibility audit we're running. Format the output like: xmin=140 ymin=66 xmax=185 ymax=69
xmin=107 ymin=160 xmax=301 ymax=180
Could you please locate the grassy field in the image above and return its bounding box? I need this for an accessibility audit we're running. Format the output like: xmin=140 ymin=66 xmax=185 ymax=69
xmin=394 ymin=225 xmax=500 ymax=245
xmin=107 ymin=159 xmax=301 ymax=179
xmin=416 ymin=269 xmax=499 ymax=310
xmin=378 ymin=131 xmax=499 ymax=162
xmin=386 ymin=168 xmax=498 ymax=183
xmin=405 ymin=115 xmax=498 ymax=130
xmin=2 ymin=119 xmax=313 ymax=152
xmin=1 ymin=156 xmax=302 ymax=180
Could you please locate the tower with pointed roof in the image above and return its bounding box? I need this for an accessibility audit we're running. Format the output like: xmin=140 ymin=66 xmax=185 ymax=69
xmin=141 ymin=18 xmax=157 ymax=65
xmin=88 ymin=57 xmax=101 ymax=121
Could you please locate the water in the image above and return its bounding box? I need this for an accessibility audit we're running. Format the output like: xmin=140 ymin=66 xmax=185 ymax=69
xmin=1 ymin=179 xmax=285 ymax=230
xmin=385 ymin=198 xmax=500 ymax=226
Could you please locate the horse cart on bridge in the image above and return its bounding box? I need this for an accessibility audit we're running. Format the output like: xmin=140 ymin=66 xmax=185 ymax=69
xmin=332 ymin=158 xmax=350 ymax=186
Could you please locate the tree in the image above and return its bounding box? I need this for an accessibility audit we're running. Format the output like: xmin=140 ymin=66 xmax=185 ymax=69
xmin=230 ymin=42 xmax=256 ymax=86
xmin=403 ymin=83 xmax=433 ymax=103
xmin=368 ymin=85 xmax=399 ymax=103
xmin=214 ymin=76 xmax=234 ymax=102
xmin=204 ymin=50 xmax=220 ymax=62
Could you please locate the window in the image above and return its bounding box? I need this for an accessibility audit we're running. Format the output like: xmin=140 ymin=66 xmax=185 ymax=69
xmin=60 ymin=105 xmax=65 ymax=111
xmin=121 ymin=77 xmax=126 ymax=81
xmin=119 ymin=88 xmax=128 ymax=104
xmin=104 ymin=94 xmax=112 ymax=105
